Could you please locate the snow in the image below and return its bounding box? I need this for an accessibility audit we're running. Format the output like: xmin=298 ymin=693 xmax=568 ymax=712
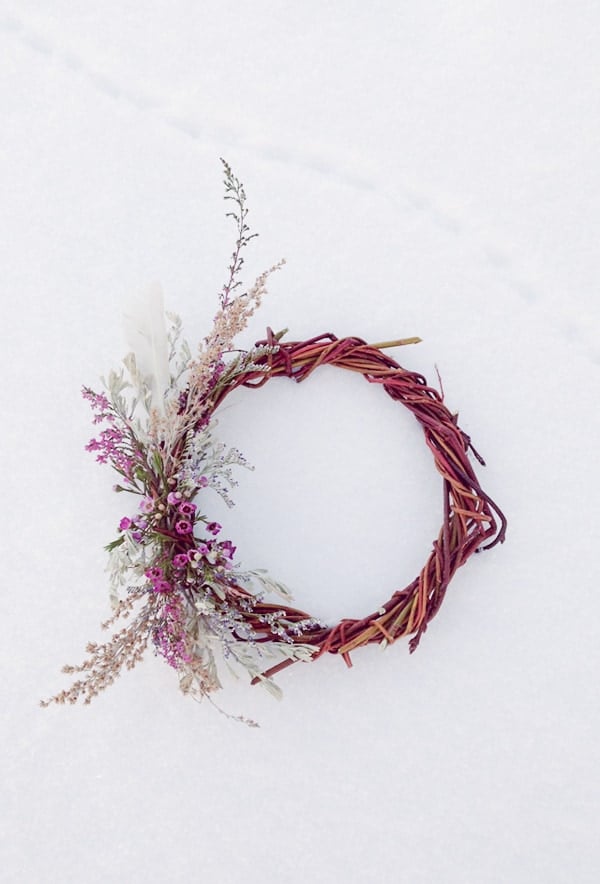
xmin=2 ymin=2 xmax=599 ymax=882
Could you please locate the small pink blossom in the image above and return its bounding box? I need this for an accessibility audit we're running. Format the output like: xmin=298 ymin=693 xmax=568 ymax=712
xmin=173 ymin=553 xmax=190 ymax=569
xmin=145 ymin=566 xmax=163 ymax=580
xmin=175 ymin=520 xmax=192 ymax=535
xmin=207 ymin=521 xmax=222 ymax=536
xmin=152 ymin=580 xmax=173 ymax=594
xmin=220 ymin=540 xmax=236 ymax=560
xmin=178 ymin=501 xmax=196 ymax=517
xmin=167 ymin=491 xmax=182 ymax=505
xmin=139 ymin=497 xmax=154 ymax=513
xmin=82 ymin=388 xmax=110 ymax=411
xmin=118 ymin=517 xmax=132 ymax=531
xmin=154 ymin=599 xmax=190 ymax=668
xmin=198 ymin=476 xmax=208 ymax=488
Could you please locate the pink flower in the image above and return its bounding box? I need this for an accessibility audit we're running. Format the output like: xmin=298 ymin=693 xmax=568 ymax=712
xmin=175 ymin=520 xmax=192 ymax=535
xmin=145 ymin=566 xmax=163 ymax=580
xmin=119 ymin=517 xmax=132 ymax=531
xmin=167 ymin=491 xmax=182 ymax=505
xmin=178 ymin=501 xmax=196 ymax=517
xmin=82 ymin=388 xmax=110 ymax=411
xmin=207 ymin=521 xmax=221 ymax=536
xmin=198 ymin=476 xmax=208 ymax=488
xmin=152 ymin=580 xmax=173 ymax=594
xmin=139 ymin=497 xmax=154 ymax=514
xmin=153 ymin=598 xmax=191 ymax=667
xmin=173 ymin=553 xmax=190 ymax=569
xmin=220 ymin=540 xmax=236 ymax=560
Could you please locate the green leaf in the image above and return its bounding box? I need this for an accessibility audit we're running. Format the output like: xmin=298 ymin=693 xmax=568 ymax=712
xmin=151 ymin=449 xmax=164 ymax=478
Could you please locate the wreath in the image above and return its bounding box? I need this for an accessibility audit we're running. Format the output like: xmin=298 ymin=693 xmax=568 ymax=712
xmin=42 ymin=161 xmax=506 ymax=722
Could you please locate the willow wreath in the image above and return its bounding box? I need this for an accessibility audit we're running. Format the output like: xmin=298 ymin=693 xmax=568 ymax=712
xmin=42 ymin=162 xmax=506 ymax=721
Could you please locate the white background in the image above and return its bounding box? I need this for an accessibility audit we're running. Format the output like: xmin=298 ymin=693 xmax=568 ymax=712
xmin=2 ymin=3 xmax=599 ymax=882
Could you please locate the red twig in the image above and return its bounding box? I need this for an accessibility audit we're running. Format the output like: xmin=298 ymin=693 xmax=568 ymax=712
xmin=211 ymin=331 xmax=507 ymax=678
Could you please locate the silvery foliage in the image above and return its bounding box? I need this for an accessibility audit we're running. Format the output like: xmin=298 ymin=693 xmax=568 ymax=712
xmin=177 ymin=421 xmax=254 ymax=508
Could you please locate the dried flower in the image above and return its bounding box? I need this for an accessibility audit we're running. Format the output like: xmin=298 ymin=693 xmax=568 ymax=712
xmin=42 ymin=161 xmax=314 ymax=722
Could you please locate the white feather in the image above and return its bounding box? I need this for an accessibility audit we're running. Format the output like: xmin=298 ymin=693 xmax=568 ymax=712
xmin=122 ymin=282 xmax=170 ymax=414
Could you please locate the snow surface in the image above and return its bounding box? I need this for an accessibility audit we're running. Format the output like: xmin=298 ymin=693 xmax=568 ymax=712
xmin=2 ymin=3 xmax=599 ymax=882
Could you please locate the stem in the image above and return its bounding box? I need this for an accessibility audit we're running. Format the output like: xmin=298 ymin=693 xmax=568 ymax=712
xmin=369 ymin=336 xmax=422 ymax=349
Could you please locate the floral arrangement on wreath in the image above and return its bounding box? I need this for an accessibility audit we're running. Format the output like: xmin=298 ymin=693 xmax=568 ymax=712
xmin=42 ymin=161 xmax=506 ymax=721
